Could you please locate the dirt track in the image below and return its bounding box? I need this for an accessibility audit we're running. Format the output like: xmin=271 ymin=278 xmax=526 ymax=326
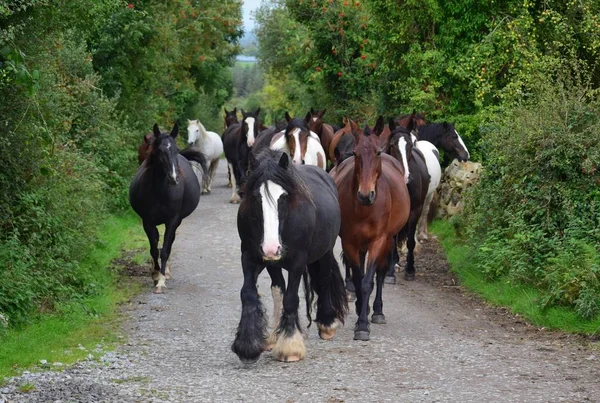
xmin=2 ymin=160 xmax=599 ymax=402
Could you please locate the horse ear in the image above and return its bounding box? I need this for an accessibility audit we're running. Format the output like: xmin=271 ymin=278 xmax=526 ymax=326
xmin=363 ymin=125 xmax=372 ymax=136
xmin=233 ymin=107 xmax=237 ymax=114
xmin=388 ymin=118 xmax=397 ymax=132
xmin=153 ymin=123 xmax=161 ymax=138
xmin=373 ymin=116 xmax=384 ymax=135
xmin=278 ymin=152 xmax=290 ymax=169
xmin=255 ymin=107 xmax=261 ymax=116
xmin=304 ymin=112 xmax=311 ymax=124
xmin=349 ymin=119 xmax=361 ymax=134
xmin=406 ymin=113 xmax=415 ymax=133
xmin=224 ymin=108 xmax=229 ymax=114
xmin=144 ymin=133 xmax=153 ymax=145
xmin=285 ymin=112 xmax=292 ymax=123
xmin=241 ymin=109 xmax=246 ymax=117
xmin=320 ymin=109 xmax=326 ymax=117
xmin=442 ymin=121 xmax=449 ymax=129
xmin=170 ymin=122 xmax=179 ymax=138
xmin=311 ymin=107 xmax=315 ymax=114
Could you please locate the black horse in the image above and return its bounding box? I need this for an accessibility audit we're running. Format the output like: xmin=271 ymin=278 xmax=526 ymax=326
xmin=386 ymin=119 xmax=430 ymax=283
xmin=416 ymin=122 xmax=470 ymax=164
xmin=223 ymin=107 xmax=239 ymax=129
xmin=129 ymin=123 xmax=208 ymax=293
xmin=233 ymin=150 xmax=347 ymax=363
xmin=222 ymin=108 xmax=261 ymax=203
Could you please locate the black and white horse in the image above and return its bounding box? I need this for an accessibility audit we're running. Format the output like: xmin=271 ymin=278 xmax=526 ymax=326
xmin=129 ymin=123 xmax=208 ymax=293
xmin=222 ymin=108 xmax=261 ymax=203
xmin=415 ymin=122 xmax=470 ymax=164
xmin=233 ymin=150 xmax=347 ymax=363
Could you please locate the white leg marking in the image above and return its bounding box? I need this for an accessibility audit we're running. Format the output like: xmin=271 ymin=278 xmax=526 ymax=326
xmin=229 ymin=162 xmax=240 ymax=203
xmin=272 ymin=328 xmax=306 ymax=362
xmin=266 ymin=286 xmax=284 ymax=349
xmin=155 ymin=273 xmax=167 ymax=293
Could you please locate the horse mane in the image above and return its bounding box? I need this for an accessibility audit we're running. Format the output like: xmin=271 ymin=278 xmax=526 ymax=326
xmin=241 ymin=149 xmax=314 ymax=214
xmin=417 ymin=122 xmax=449 ymax=142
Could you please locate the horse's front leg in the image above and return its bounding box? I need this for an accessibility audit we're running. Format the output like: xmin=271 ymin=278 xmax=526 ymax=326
xmin=385 ymin=233 xmax=400 ymax=284
xmin=272 ymin=265 xmax=305 ymax=362
xmin=156 ymin=218 xmax=181 ymax=293
xmin=143 ymin=221 xmax=160 ymax=285
xmin=265 ymin=266 xmax=285 ymax=351
xmin=232 ymin=251 xmax=266 ymax=363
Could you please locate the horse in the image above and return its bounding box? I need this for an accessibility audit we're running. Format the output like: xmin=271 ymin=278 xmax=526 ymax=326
xmin=223 ymin=108 xmax=239 ymax=188
xmin=222 ymin=108 xmax=261 ymax=203
xmin=332 ymin=126 xmax=411 ymax=341
xmin=187 ymin=119 xmax=223 ymax=194
xmin=328 ymin=117 xmax=360 ymax=162
xmin=137 ymin=132 xmax=153 ymax=165
xmin=233 ymin=149 xmax=347 ymax=363
xmin=129 ymin=123 xmax=208 ymax=293
xmin=415 ymin=122 xmax=470 ymax=164
xmin=307 ymin=108 xmax=335 ymax=168
xmin=268 ymin=112 xmax=326 ymax=169
xmin=395 ymin=112 xmax=427 ymax=128
xmin=385 ymin=120 xmax=430 ymax=283
xmin=411 ymin=139 xmax=442 ymax=242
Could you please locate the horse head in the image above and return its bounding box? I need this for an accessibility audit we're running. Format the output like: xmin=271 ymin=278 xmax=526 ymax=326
xmin=388 ymin=119 xmax=413 ymax=184
xmin=284 ymin=112 xmax=311 ymax=165
xmin=224 ymin=107 xmax=238 ymax=128
xmin=241 ymin=108 xmax=261 ymax=147
xmin=353 ymin=124 xmax=384 ymax=206
xmin=148 ymin=123 xmax=181 ymax=185
xmin=440 ymin=122 xmax=470 ymax=162
xmin=186 ymin=119 xmax=204 ymax=146
xmin=307 ymin=107 xmax=326 ymax=135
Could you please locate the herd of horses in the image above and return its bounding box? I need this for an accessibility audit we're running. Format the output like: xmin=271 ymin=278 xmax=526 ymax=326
xmin=129 ymin=107 xmax=470 ymax=364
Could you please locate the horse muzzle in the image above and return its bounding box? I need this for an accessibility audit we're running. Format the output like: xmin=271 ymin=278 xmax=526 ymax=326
xmin=357 ymin=190 xmax=376 ymax=206
xmin=262 ymin=244 xmax=282 ymax=261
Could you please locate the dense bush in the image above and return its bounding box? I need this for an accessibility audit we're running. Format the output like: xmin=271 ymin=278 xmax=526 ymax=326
xmin=0 ymin=0 xmax=242 ymax=330
xmin=463 ymin=66 xmax=600 ymax=317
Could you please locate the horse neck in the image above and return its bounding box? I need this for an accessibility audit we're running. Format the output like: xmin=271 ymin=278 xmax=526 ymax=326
xmin=417 ymin=126 xmax=440 ymax=146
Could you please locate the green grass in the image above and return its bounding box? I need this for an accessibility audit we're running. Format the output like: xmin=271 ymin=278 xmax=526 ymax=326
xmin=431 ymin=219 xmax=600 ymax=336
xmin=0 ymin=212 xmax=146 ymax=380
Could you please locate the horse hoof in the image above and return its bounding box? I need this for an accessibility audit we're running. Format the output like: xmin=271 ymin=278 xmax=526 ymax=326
xmin=264 ymin=343 xmax=275 ymax=352
xmin=154 ymin=286 xmax=165 ymax=294
xmin=371 ymin=314 xmax=387 ymax=324
xmin=230 ymin=198 xmax=240 ymax=204
xmin=318 ymin=325 xmax=337 ymax=341
xmin=354 ymin=330 xmax=370 ymax=341
xmin=384 ymin=276 xmax=396 ymax=285
xmin=279 ymin=355 xmax=301 ymax=363
xmin=239 ymin=356 xmax=260 ymax=364
xmin=404 ymin=271 xmax=415 ymax=281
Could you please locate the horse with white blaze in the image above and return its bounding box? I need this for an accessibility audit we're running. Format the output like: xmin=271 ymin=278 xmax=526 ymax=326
xmin=233 ymin=149 xmax=347 ymax=363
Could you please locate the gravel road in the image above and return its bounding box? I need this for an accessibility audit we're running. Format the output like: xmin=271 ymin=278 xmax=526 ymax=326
xmin=2 ymin=160 xmax=599 ymax=403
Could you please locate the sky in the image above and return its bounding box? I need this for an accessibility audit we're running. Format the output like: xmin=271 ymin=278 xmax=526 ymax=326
xmin=242 ymin=0 xmax=262 ymax=31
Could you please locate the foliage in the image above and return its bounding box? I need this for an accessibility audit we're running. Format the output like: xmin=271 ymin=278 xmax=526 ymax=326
xmin=0 ymin=0 xmax=242 ymax=329
xmin=463 ymin=65 xmax=600 ymax=318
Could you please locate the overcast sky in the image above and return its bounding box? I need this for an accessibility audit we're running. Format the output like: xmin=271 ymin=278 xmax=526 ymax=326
xmin=242 ymin=0 xmax=262 ymax=31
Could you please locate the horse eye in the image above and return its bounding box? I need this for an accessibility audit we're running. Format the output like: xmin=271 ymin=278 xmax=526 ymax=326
xmin=352 ymin=152 xmax=356 ymax=156
xmin=376 ymin=151 xmax=382 ymax=156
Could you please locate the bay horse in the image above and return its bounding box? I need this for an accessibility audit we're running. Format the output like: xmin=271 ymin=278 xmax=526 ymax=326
xmin=137 ymin=132 xmax=153 ymax=165
xmin=332 ymin=126 xmax=410 ymax=341
xmin=233 ymin=150 xmax=347 ymax=363
xmin=416 ymin=122 xmax=470 ymax=164
xmin=187 ymin=119 xmax=223 ymax=194
xmin=269 ymin=112 xmax=326 ymax=169
xmin=224 ymin=107 xmax=239 ymax=188
xmin=386 ymin=120 xmax=430 ymax=283
xmin=307 ymin=108 xmax=335 ymax=168
xmin=222 ymin=108 xmax=261 ymax=203
xmin=129 ymin=123 xmax=208 ymax=293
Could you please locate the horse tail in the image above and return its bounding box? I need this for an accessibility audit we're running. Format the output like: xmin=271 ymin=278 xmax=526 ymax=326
xmin=328 ymin=257 xmax=348 ymax=324
xmin=179 ymin=147 xmax=209 ymax=178
xmin=302 ymin=268 xmax=314 ymax=328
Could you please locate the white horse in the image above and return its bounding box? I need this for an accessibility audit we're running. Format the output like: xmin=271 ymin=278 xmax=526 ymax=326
xmin=411 ymin=134 xmax=442 ymax=241
xmin=187 ymin=119 xmax=223 ymax=194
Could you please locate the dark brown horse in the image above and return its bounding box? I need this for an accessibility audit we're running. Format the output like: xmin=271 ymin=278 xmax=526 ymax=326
xmin=331 ymin=126 xmax=411 ymax=341
xmin=137 ymin=132 xmax=153 ymax=165
xmin=378 ymin=112 xmax=427 ymax=153
xmin=224 ymin=108 xmax=239 ymax=187
xmin=328 ymin=117 xmax=360 ymax=163
xmin=307 ymin=108 xmax=335 ymax=167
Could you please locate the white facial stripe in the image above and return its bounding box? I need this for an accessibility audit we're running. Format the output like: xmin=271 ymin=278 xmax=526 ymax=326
xmin=171 ymin=162 xmax=177 ymax=181
xmin=260 ymin=181 xmax=286 ymax=251
xmin=245 ymin=117 xmax=256 ymax=146
xmin=312 ymin=117 xmax=317 ymax=122
xmin=292 ymin=128 xmax=302 ymax=164
xmin=455 ymin=129 xmax=470 ymax=159
xmin=398 ymin=137 xmax=410 ymax=183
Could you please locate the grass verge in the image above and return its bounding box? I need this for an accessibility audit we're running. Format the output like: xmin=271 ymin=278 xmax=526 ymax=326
xmin=430 ymin=219 xmax=600 ymax=336
xmin=0 ymin=212 xmax=147 ymax=380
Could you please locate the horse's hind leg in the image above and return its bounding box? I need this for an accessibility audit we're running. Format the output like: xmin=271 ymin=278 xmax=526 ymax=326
xmin=272 ymin=267 xmax=305 ymax=362
xmin=142 ymin=221 xmax=160 ymax=284
xmin=405 ymin=213 xmax=419 ymax=281
xmin=418 ymin=191 xmax=434 ymax=241
xmin=309 ymin=250 xmax=348 ymax=341
xmin=232 ymin=251 xmax=267 ymax=363
xmin=155 ymin=218 xmax=181 ymax=293
xmin=265 ymin=266 xmax=285 ymax=351
xmin=227 ymin=163 xmax=233 ymax=188
xmin=228 ymin=162 xmax=240 ymax=203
